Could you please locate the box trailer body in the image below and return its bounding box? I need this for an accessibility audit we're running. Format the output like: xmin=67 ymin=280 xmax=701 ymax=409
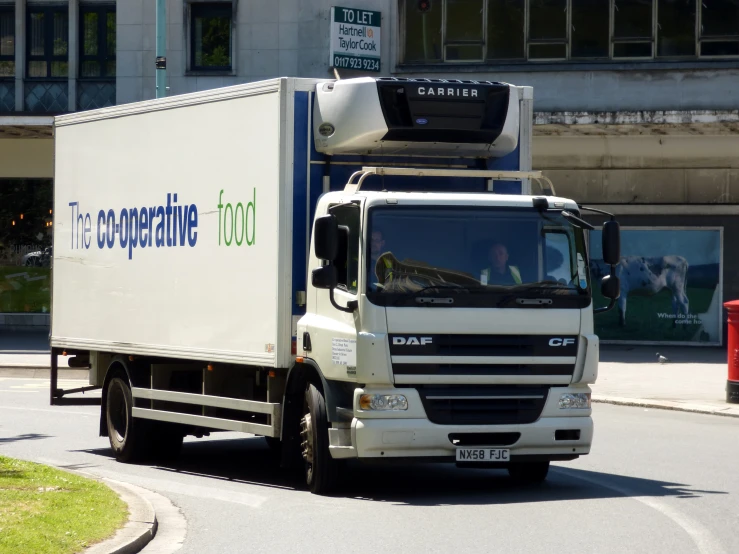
xmin=53 ymin=78 xmax=532 ymax=368
xmin=54 ymin=81 xmax=302 ymax=368
xmin=51 ymin=77 xmax=618 ymax=494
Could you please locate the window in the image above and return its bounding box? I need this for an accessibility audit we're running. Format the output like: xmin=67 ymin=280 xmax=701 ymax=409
xmin=401 ymin=0 xmax=738 ymax=63
xmin=404 ymin=0 xmax=443 ymax=62
xmin=544 ymin=231 xmax=576 ymax=285
xmin=365 ymin=206 xmax=590 ymax=309
xmin=528 ymin=0 xmax=568 ymax=59
xmin=486 ymin=0 xmax=524 ymax=59
xmin=27 ymin=6 xmax=69 ymax=78
xmin=80 ymin=5 xmax=116 ymax=78
xmin=612 ymin=0 xmax=653 ymax=58
xmin=0 ymin=180 xmax=54 ymax=314
xmin=0 ymin=7 xmax=14 ymax=77
xmin=331 ymin=204 xmax=360 ymax=294
xmin=658 ymin=0 xmax=696 ymax=56
xmin=700 ymin=0 xmax=739 ymax=56
xmin=190 ymin=2 xmax=232 ymax=71
xmin=445 ymin=0 xmax=484 ymax=61
xmin=571 ymin=0 xmax=609 ymax=58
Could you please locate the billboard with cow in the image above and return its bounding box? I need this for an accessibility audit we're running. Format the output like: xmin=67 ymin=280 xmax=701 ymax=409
xmin=589 ymin=227 xmax=722 ymax=345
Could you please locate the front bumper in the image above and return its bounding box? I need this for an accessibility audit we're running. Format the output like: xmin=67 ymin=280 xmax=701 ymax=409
xmin=350 ymin=415 xmax=592 ymax=460
xmin=328 ymin=385 xmax=594 ymax=461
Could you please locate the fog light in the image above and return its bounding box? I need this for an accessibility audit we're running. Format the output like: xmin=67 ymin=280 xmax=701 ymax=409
xmin=559 ymin=393 xmax=591 ymax=409
xmin=359 ymin=394 xmax=408 ymax=411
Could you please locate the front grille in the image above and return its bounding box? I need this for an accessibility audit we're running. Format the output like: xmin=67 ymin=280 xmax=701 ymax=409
xmin=393 ymin=364 xmax=574 ymax=376
xmin=415 ymin=385 xmax=549 ymax=425
xmin=389 ymin=334 xmax=578 ymax=357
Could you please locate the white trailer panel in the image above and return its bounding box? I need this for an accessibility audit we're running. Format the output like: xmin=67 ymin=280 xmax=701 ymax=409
xmin=52 ymin=80 xmax=298 ymax=367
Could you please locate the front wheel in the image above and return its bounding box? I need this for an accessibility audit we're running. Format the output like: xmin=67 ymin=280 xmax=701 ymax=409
xmin=507 ymin=461 xmax=550 ymax=484
xmin=300 ymin=383 xmax=339 ymax=495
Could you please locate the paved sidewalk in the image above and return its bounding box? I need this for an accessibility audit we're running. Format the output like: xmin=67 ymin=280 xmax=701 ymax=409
xmin=594 ymin=345 xmax=738 ymax=417
xmin=0 ymin=330 xmax=69 ymax=368
xmin=2 ymin=331 xmax=737 ymax=417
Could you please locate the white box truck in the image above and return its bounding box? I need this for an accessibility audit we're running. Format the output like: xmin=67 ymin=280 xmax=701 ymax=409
xmin=50 ymin=77 xmax=621 ymax=494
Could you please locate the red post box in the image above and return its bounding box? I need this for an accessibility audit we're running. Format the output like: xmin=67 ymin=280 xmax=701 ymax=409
xmin=724 ymin=300 xmax=739 ymax=403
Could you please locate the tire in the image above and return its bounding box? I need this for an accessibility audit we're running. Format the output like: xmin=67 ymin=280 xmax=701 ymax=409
xmin=105 ymin=376 xmax=151 ymax=463
xmin=300 ymin=383 xmax=339 ymax=495
xmin=507 ymin=461 xmax=550 ymax=484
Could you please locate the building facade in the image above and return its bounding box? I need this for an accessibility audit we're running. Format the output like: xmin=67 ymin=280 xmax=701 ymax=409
xmin=1 ymin=0 xmax=738 ymax=343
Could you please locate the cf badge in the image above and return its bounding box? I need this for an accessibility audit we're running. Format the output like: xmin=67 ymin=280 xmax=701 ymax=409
xmin=549 ymin=338 xmax=576 ymax=347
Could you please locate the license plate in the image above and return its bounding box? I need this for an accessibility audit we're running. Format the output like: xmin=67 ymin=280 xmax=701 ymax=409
xmin=456 ymin=448 xmax=510 ymax=462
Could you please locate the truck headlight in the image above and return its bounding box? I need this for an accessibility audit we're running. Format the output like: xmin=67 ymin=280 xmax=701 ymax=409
xmin=359 ymin=394 xmax=408 ymax=411
xmin=559 ymin=393 xmax=591 ymax=409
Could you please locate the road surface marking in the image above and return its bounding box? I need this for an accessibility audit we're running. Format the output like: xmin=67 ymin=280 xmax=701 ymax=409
xmin=0 ymin=405 xmax=96 ymax=416
xmin=556 ymin=468 xmax=726 ymax=554
xmin=10 ymin=381 xmax=86 ymax=388
xmin=0 ymin=377 xmax=88 ymax=383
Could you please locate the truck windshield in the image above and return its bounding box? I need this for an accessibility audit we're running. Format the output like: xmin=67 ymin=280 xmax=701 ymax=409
xmin=366 ymin=206 xmax=591 ymax=309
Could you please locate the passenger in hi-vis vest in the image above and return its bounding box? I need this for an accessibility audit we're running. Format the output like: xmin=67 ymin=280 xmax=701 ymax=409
xmin=481 ymin=241 xmax=522 ymax=286
xmin=369 ymin=230 xmax=394 ymax=290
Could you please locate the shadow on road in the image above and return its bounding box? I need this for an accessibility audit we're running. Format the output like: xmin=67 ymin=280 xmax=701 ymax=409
xmin=337 ymin=464 xmax=727 ymax=506
xmin=0 ymin=432 xmax=52 ymax=444
xmin=73 ymin=435 xmax=728 ymax=505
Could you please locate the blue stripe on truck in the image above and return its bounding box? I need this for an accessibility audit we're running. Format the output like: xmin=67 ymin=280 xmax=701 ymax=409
xmin=292 ymin=91 xmax=309 ymax=319
xmin=486 ymin=131 xmax=522 ymax=194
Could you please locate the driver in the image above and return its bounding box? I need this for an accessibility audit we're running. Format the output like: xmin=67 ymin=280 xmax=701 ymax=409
xmin=481 ymin=241 xmax=522 ymax=286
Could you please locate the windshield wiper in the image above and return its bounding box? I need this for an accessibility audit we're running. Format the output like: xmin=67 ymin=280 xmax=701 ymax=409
xmin=392 ymin=284 xmax=477 ymax=306
xmin=390 ymin=282 xmax=578 ymax=307
xmin=493 ymin=283 xmax=576 ymax=307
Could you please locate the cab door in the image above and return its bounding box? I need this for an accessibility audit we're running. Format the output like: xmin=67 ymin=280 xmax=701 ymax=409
xmin=304 ymin=202 xmax=361 ymax=382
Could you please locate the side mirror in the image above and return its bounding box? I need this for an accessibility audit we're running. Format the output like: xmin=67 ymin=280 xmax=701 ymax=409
xmin=314 ymin=215 xmax=339 ymax=261
xmin=602 ymin=220 xmax=621 ymax=266
xmin=312 ymin=265 xmax=338 ymax=290
xmin=601 ymin=274 xmax=621 ymax=300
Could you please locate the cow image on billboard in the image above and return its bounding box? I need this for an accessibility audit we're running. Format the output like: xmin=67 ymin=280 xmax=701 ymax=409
xmin=589 ymin=228 xmax=722 ymax=345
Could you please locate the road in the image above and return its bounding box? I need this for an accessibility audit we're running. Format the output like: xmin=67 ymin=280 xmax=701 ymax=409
xmin=1 ymin=376 xmax=737 ymax=554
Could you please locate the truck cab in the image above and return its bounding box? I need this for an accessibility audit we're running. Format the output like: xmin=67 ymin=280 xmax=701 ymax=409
xmin=296 ymin=186 xmax=601 ymax=487
xmin=289 ymin=77 xmax=620 ymax=493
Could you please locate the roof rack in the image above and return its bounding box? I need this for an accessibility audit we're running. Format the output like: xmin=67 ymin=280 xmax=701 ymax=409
xmin=344 ymin=167 xmax=556 ymax=196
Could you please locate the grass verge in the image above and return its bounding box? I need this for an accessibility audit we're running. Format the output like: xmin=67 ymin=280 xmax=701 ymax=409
xmin=0 ymin=455 xmax=128 ymax=554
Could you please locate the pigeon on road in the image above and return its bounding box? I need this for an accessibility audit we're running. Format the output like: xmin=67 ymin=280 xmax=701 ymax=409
xmin=657 ymin=353 xmax=669 ymax=364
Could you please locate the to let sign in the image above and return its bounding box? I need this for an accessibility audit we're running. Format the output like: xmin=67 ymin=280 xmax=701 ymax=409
xmin=330 ymin=6 xmax=381 ymax=73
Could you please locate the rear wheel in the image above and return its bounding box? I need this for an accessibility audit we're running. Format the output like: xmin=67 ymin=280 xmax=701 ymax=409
xmin=106 ymin=376 xmax=151 ymax=463
xmin=507 ymin=461 xmax=550 ymax=484
xmin=300 ymin=383 xmax=339 ymax=495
